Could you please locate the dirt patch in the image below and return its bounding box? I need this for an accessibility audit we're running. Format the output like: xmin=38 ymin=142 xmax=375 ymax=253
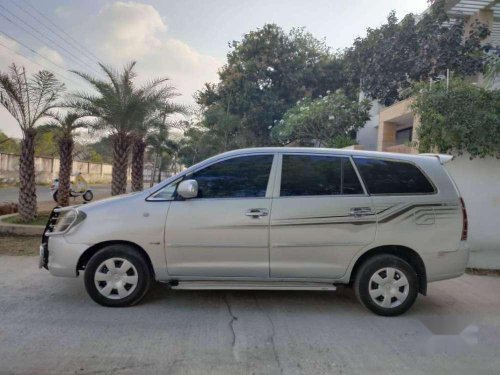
xmin=0 ymin=202 xmax=18 ymax=215
xmin=466 ymin=268 xmax=500 ymax=277
xmin=0 ymin=235 xmax=40 ymax=256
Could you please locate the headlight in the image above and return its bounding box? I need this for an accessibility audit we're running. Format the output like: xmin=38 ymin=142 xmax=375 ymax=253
xmin=48 ymin=209 xmax=86 ymax=235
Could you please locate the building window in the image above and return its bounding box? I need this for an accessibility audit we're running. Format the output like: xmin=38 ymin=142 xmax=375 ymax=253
xmin=395 ymin=127 xmax=413 ymax=145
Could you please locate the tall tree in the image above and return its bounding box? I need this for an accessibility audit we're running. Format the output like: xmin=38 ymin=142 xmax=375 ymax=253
xmin=44 ymin=112 xmax=90 ymax=206
xmin=69 ymin=62 xmax=169 ymax=195
xmin=345 ymin=0 xmax=490 ymax=105
xmin=196 ymin=24 xmax=348 ymax=148
xmin=0 ymin=64 xmax=64 ymax=221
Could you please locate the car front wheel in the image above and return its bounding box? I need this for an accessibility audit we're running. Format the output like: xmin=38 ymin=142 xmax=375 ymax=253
xmin=354 ymin=254 xmax=418 ymax=316
xmin=84 ymin=245 xmax=152 ymax=307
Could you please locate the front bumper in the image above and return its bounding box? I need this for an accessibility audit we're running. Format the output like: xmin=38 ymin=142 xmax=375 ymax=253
xmin=39 ymin=243 xmax=48 ymax=269
xmin=41 ymin=236 xmax=89 ymax=277
xmin=39 ymin=207 xmax=88 ymax=278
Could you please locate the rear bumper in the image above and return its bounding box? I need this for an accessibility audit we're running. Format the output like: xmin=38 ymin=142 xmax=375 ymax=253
xmin=424 ymin=241 xmax=470 ymax=282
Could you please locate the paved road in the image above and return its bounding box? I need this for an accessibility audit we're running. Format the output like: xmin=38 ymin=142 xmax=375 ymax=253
xmin=0 ymin=185 xmax=112 ymax=203
xmin=0 ymin=257 xmax=499 ymax=374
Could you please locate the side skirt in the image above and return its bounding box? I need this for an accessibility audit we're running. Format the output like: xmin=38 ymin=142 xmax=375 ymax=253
xmin=163 ymin=280 xmax=337 ymax=291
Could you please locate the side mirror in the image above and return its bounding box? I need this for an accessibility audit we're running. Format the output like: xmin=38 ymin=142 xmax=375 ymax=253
xmin=177 ymin=179 xmax=198 ymax=199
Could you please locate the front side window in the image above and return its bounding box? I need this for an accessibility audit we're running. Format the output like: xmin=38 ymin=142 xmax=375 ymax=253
xmin=188 ymin=154 xmax=273 ymax=199
xmin=280 ymin=154 xmax=363 ymax=197
xmin=150 ymin=178 xmax=182 ymax=200
xmin=353 ymin=157 xmax=435 ymax=195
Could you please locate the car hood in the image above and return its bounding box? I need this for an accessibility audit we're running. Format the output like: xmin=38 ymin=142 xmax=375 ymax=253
xmin=77 ymin=191 xmax=145 ymax=214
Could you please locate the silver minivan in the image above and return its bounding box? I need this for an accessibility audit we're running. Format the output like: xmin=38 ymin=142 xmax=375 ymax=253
xmin=40 ymin=148 xmax=469 ymax=316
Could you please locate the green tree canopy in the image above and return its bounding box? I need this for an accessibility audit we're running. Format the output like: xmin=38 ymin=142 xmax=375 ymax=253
xmin=196 ymin=24 xmax=350 ymax=147
xmin=0 ymin=131 xmax=20 ymax=154
xmin=345 ymin=0 xmax=490 ymax=106
xmin=272 ymin=90 xmax=371 ymax=147
xmin=412 ymin=78 xmax=500 ymax=158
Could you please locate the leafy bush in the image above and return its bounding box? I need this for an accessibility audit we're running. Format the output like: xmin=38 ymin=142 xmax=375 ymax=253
xmin=271 ymin=90 xmax=371 ymax=147
xmin=412 ymin=79 xmax=500 ymax=158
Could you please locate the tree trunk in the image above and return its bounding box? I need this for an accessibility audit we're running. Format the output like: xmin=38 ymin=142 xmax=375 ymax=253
xmin=157 ymin=156 xmax=162 ymax=183
xmin=57 ymin=136 xmax=74 ymax=207
xmin=131 ymin=138 xmax=146 ymax=192
xmin=111 ymin=132 xmax=130 ymax=196
xmin=18 ymin=129 xmax=37 ymax=221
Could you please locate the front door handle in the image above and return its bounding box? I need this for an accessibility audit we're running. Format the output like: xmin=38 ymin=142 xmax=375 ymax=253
xmin=349 ymin=207 xmax=374 ymax=217
xmin=245 ymin=208 xmax=269 ymax=218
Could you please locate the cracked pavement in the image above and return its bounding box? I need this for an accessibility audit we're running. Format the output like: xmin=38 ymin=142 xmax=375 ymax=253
xmin=1 ymin=256 xmax=500 ymax=374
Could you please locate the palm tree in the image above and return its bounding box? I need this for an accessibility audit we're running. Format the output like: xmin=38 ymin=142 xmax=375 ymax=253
xmin=0 ymin=64 xmax=64 ymax=221
xmin=147 ymin=126 xmax=185 ymax=184
xmin=44 ymin=112 xmax=90 ymax=206
xmin=131 ymin=98 xmax=186 ymax=192
xmin=69 ymin=62 xmax=169 ymax=195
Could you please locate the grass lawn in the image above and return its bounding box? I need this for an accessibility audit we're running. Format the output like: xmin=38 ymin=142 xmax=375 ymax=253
xmin=2 ymin=212 xmax=50 ymax=226
xmin=0 ymin=235 xmax=40 ymax=256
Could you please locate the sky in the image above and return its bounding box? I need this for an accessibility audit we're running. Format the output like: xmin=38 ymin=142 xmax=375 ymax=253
xmin=0 ymin=0 xmax=428 ymax=138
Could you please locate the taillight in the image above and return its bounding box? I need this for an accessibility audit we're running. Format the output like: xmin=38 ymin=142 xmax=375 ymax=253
xmin=459 ymin=197 xmax=468 ymax=241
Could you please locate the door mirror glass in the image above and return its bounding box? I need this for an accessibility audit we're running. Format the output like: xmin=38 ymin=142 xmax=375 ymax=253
xmin=177 ymin=179 xmax=198 ymax=199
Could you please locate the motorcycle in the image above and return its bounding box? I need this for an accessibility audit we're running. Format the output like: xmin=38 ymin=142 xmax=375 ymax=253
xmin=50 ymin=178 xmax=94 ymax=202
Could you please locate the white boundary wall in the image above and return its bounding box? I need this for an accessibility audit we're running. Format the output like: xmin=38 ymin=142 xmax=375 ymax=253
xmin=445 ymin=155 xmax=500 ymax=269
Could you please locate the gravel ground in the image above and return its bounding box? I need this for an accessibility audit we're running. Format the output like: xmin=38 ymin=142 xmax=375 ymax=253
xmin=0 ymin=256 xmax=499 ymax=374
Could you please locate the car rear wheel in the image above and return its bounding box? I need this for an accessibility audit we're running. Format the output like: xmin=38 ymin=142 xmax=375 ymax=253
xmin=354 ymin=254 xmax=418 ymax=316
xmin=84 ymin=245 xmax=152 ymax=307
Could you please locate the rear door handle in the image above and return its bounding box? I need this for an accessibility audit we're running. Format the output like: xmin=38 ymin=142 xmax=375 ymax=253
xmin=349 ymin=207 xmax=374 ymax=217
xmin=245 ymin=208 xmax=269 ymax=218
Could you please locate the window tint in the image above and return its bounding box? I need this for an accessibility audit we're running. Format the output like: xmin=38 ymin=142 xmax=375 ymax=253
xmin=189 ymin=155 xmax=273 ymax=199
xmin=353 ymin=157 xmax=435 ymax=195
xmin=280 ymin=155 xmax=363 ymax=197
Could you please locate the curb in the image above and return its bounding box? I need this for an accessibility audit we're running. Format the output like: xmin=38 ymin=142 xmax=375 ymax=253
xmin=0 ymin=213 xmax=44 ymax=236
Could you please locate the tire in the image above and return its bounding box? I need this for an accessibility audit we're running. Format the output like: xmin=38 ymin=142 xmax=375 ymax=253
xmin=83 ymin=190 xmax=94 ymax=201
xmin=84 ymin=245 xmax=152 ymax=307
xmin=354 ymin=254 xmax=418 ymax=316
xmin=52 ymin=190 xmax=58 ymax=202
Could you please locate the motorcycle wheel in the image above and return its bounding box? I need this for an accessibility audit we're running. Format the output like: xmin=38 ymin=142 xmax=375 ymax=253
xmin=83 ymin=190 xmax=94 ymax=202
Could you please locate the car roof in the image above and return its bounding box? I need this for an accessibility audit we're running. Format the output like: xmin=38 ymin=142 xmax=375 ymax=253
xmin=215 ymin=147 xmax=447 ymax=163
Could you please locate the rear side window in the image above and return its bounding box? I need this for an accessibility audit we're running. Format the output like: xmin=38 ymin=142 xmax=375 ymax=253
xmin=189 ymin=154 xmax=273 ymax=198
xmin=353 ymin=157 xmax=435 ymax=195
xmin=280 ymin=155 xmax=364 ymax=196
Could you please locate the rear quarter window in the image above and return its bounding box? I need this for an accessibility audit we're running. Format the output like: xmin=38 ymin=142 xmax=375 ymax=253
xmin=353 ymin=157 xmax=435 ymax=195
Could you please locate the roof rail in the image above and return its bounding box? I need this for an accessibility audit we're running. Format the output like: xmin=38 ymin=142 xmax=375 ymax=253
xmin=420 ymin=153 xmax=454 ymax=164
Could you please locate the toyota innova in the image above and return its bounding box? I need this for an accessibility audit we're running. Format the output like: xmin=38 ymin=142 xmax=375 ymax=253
xmin=40 ymin=148 xmax=469 ymax=316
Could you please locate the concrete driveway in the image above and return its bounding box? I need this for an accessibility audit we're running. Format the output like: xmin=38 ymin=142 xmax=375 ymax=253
xmin=0 ymin=256 xmax=499 ymax=375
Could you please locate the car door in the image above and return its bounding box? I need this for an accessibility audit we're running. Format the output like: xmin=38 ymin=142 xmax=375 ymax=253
xmin=270 ymin=153 xmax=377 ymax=279
xmin=164 ymin=153 xmax=277 ymax=277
